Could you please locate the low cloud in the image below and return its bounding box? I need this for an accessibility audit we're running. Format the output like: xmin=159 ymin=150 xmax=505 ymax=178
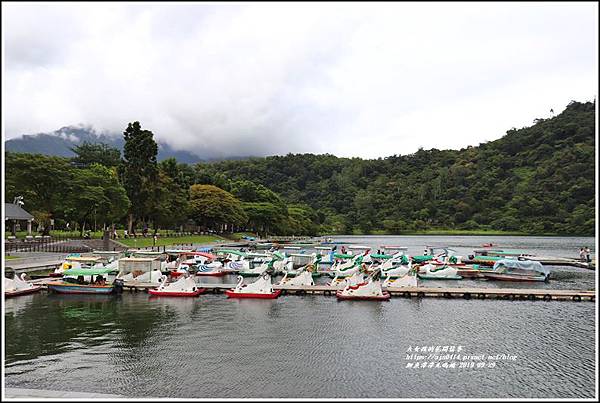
xmin=2 ymin=2 xmax=597 ymax=158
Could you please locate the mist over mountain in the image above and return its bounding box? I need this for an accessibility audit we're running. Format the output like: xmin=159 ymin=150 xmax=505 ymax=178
xmin=4 ymin=126 xmax=252 ymax=163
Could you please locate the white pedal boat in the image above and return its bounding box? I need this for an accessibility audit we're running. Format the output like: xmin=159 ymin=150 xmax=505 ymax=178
xmin=225 ymin=273 xmax=281 ymax=299
xmin=5 ymin=273 xmax=43 ymax=297
xmin=148 ymin=275 xmax=205 ymax=297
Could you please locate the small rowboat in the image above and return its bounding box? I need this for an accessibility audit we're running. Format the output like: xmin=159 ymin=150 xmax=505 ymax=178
xmin=47 ymin=282 xmax=117 ymax=294
xmin=47 ymin=267 xmax=123 ymax=295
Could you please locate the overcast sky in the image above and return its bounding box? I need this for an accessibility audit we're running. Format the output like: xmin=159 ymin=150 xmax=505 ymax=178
xmin=2 ymin=2 xmax=597 ymax=159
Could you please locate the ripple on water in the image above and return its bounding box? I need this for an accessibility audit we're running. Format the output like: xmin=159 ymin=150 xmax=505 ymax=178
xmin=3 ymin=236 xmax=596 ymax=398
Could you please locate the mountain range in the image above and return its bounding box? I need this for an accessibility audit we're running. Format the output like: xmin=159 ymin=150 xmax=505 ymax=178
xmin=4 ymin=126 xmax=250 ymax=163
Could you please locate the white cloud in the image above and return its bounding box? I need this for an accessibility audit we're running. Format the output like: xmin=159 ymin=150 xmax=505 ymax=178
xmin=2 ymin=1 xmax=597 ymax=158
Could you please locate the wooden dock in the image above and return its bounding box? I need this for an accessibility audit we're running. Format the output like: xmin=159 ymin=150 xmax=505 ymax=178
xmin=198 ymin=284 xmax=595 ymax=302
xmin=25 ymin=277 xmax=595 ymax=302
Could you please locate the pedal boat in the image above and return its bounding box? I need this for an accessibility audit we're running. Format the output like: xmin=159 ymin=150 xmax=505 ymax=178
xmin=417 ymin=263 xmax=463 ymax=280
xmin=336 ymin=270 xmax=390 ymax=301
xmin=225 ymin=273 xmax=282 ymax=299
xmin=382 ymin=271 xmax=418 ymax=288
xmin=4 ymin=274 xmax=43 ymax=297
xmin=276 ymin=265 xmax=315 ymax=286
xmin=148 ymin=275 xmax=205 ymax=297
xmin=194 ymin=253 xmax=226 ymax=276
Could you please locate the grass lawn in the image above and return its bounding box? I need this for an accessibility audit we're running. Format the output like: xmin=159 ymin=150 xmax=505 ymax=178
xmin=4 ymin=255 xmax=20 ymax=259
xmin=118 ymin=235 xmax=226 ymax=248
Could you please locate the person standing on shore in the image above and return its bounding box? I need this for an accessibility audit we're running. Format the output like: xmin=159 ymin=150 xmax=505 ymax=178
xmin=579 ymin=247 xmax=586 ymax=262
xmin=585 ymin=247 xmax=591 ymax=263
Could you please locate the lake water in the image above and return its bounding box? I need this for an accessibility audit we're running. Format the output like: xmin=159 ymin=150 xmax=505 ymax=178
xmin=4 ymin=236 xmax=596 ymax=398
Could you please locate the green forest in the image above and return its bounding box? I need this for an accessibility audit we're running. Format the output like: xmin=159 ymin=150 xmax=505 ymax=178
xmin=4 ymin=100 xmax=595 ymax=236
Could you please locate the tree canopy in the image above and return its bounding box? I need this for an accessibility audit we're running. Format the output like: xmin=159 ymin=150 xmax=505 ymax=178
xmin=188 ymin=184 xmax=248 ymax=231
xmin=71 ymin=142 xmax=121 ymax=168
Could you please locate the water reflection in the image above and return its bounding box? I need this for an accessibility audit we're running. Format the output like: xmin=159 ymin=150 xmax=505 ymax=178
xmin=4 ymin=236 xmax=596 ymax=398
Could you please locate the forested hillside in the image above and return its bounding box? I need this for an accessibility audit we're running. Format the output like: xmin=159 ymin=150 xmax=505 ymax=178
xmin=5 ymin=101 xmax=595 ymax=236
xmin=195 ymin=101 xmax=595 ymax=235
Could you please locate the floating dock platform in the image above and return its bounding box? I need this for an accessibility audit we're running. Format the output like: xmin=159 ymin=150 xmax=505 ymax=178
xmin=26 ymin=277 xmax=596 ymax=302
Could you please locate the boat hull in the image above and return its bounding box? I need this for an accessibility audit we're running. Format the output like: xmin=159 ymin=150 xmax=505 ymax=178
xmin=47 ymin=283 xmax=115 ymax=294
xmin=148 ymin=288 xmax=205 ymax=297
xmin=5 ymin=286 xmax=43 ymax=298
xmin=336 ymin=291 xmax=391 ymax=301
xmin=418 ymin=274 xmax=463 ymax=280
xmin=238 ymin=272 xmax=264 ymax=277
xmin=482 ymin=273 xmax=547 ymax=282
xmin=49 ymin=272 xmax=64 ymax=277
xmin=195 ymin=271 xmax=226 ymax=277
xmin=225 ymin=289 xmax=282 ymax=299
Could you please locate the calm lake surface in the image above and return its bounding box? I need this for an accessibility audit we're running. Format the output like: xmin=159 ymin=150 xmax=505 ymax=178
xmin=4 ymin=236 xmax=596 ymax=398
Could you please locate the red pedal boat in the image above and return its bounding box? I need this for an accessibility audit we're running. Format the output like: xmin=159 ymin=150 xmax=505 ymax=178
xmin=225 ymin=289 xmax=282 ymax=299
xmin=149 ymin=288 xmax=205 ymax=297
xmin=225 ymin=273 xmax=282 ymax=299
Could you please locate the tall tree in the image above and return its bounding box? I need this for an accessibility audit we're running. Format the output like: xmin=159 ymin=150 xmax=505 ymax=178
xmin=119 ymin=122 xmax=159 ymax=233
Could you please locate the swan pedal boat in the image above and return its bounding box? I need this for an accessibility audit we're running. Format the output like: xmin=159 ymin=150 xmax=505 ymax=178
xmin=382 ymin=273 xmax=418 ymax=288
xmin=225 ymin=274 xmax=282 ymax=299
xmin=148 ymin=275 xmax=205 ymax=297
xmin=4 ymin=274 xmax=43 ymax=297
xmin=336 ymin=279 xmax=391 ymax=301
xmin=276 ymin=267 xmax=315 ymax=287
xmin=194 ymin=261 xmax=226 ymax=277
xmin=417 ymin=263 xmax=463 ymax=280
